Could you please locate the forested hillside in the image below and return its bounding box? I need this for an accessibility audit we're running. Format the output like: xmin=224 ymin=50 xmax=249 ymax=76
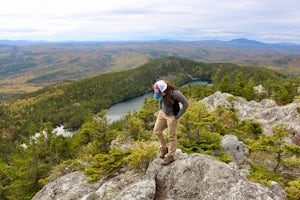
xmin=1 ymin=57 xmax=300 ymax=199
xmin=1 ymin=57 xmax=287 ymax=137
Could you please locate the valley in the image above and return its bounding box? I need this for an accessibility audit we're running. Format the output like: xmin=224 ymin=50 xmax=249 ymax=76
xmin=1 ymin=39 xmax=300 ymax=101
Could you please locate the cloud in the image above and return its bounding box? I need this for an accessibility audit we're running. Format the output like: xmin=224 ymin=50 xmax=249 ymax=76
xmin=0 ymin=0 xmax=299 ymax=43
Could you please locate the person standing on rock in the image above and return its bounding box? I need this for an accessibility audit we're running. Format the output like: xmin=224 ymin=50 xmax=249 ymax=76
xmin=153 ymin=80 xmax=188 ymax=165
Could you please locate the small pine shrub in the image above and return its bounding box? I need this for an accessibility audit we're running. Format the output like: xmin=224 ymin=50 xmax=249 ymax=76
xmin=285 ymin=178 xmax=300 ymax=200
xmin=216 ymin=152 xmax=233 ymax=163
xmin=125 ymin=141 xmax=159 ymax=171
xmin=247 ymin=163 xmax=284 ymax=187
xmin=84 ymin=148 xmax=128 ymax=182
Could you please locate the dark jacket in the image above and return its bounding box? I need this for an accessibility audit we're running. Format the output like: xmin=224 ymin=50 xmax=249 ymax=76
xmin=159 ymin=90 xmax=188 ymax=119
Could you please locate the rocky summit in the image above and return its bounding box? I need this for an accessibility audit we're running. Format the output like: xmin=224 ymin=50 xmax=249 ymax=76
xmin=32 ymin=151 xmax=286 ymax=200
xmin=32 ymin=91 xmax=298 ymax=200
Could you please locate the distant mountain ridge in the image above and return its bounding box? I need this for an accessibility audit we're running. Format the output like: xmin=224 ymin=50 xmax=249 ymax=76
xmin=0 ymin=40 xmax=51 ymax=45
xmin=229 ymin=38 xmax=266 ymax=45
xmin=0 ymin=38 xmax=299 ymax=46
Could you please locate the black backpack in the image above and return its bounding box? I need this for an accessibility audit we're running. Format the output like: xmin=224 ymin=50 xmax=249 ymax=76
xmin=171 ymin=90 xmax=180 ymax=115
xmin=173 ymin=100 xmax=180 ymax=115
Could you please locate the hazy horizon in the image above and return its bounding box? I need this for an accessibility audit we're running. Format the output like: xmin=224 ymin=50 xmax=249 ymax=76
xmin=1 ymin=0 xmax=299 ymax=43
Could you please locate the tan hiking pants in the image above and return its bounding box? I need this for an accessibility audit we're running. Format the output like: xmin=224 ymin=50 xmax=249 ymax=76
xmin=153 ymin=110 xmax=179 ymax=157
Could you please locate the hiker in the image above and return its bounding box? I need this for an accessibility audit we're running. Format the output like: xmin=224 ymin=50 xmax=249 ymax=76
xmin=153 ymin=80 xmax=188 ymax=165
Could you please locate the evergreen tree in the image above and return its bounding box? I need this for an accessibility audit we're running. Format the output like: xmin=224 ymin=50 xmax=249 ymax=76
xmin=0 ymin=161 xmax=9 ymax=200
xmin=243 ymin=78 xmax=256 ymax=101
xmin=6 ymin=142 xmax=46 ymax=200
xmin=178 ymin=101 xmax=225 ymax=157
xmin=247 ymin=124 xmax=291 ymax=172
xmin=74 ymin=111 xmax=114 ymax=154
xmin=218 ymin=74 xmax=233 ymax=93
xmin=233 ymin=72 xmax=245 ymax=96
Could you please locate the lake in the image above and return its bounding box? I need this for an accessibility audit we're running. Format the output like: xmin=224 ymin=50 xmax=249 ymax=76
xmin=105 ymin=80 xmax=209 ymax=122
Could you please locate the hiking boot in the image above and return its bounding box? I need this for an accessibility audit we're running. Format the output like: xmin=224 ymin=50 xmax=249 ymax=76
xmin=159 ymin=147 xmax=168 ymax=159
xmin=161 ymin=155 xmax=175 ymax=165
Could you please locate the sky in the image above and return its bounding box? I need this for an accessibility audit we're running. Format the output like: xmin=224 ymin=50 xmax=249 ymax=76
xmin=0 ymin=0 xmax=300 ymax=43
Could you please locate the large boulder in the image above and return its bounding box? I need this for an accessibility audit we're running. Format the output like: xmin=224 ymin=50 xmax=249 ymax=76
xmin=146 ymin=153 xmax=286 ymax=200
xmin=94 ymin=169 xmax=149 ymax=200
xmin=31 ymin=171 xmax=102 ymax=200
xmin=221 ymin=134 xmax=248 ymax=163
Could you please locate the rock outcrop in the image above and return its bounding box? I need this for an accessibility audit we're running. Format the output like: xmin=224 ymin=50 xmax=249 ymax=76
xmin=202 ymin=91 xmax=300 ymax=139
xmin=32 ymin=151 xmax=286 ymax=200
